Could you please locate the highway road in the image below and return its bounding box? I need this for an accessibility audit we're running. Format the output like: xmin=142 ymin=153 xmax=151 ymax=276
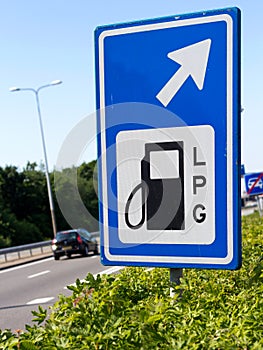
xmin=0 ymin=254 xmax=121 ymax=331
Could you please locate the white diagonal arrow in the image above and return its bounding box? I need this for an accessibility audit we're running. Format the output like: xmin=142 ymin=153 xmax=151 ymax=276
xmin=156 ymin=39 xmax=211 ymax=107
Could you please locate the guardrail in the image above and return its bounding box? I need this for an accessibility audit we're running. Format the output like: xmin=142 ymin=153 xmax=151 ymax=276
xmin=0 ymin=240 xmax=53 ymax=264
xmin=0 ymin=231 xmax=100 ymax=265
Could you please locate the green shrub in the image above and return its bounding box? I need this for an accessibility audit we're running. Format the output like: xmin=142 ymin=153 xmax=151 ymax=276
xmin=0 ymin=213 xmax=262 ymax=349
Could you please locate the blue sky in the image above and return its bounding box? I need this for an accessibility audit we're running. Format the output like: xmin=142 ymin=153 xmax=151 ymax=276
xmin=0 ymin=0 xmax=262 ymax=173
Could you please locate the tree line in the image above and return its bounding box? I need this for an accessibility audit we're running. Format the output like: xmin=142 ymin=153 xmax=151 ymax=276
xmin=0 ymin=160 xmax=98 ymax=248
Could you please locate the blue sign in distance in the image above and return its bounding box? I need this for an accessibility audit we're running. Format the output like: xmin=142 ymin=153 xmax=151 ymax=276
xmin=244 ymin=172 xmax=263 ymax=196
xmin=95 ymin=8 xmax=241 ymax=269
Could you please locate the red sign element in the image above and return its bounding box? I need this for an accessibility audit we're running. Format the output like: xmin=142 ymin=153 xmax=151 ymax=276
xmin=247 ymin=172 xmax=263 ymax=195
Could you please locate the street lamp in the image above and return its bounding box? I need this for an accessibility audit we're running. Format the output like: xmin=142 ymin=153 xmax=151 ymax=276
xmin=9 ymin=80 xmax=62 ymax=238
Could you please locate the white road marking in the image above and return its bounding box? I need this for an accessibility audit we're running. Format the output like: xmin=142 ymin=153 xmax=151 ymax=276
xmin=94 ymin=266 xmax=125 ymax=277
xmin=145 ymin=268 xmax=154 ymax=272
xmin=28 ymin=270 xmax=50 ymax=279
xmin=26 ymin=297 xmax=54 ymax=305
xmin=64 ymin=266 xmax=125 ymax=289
xmin=0 ymin=257 xmax=54 ymax=274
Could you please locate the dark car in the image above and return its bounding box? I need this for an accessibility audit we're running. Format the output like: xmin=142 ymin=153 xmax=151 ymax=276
xmin=51 ymin=228 xmax=99 ymax=260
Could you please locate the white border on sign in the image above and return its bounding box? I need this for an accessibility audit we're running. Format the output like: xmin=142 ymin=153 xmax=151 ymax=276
xmin=98 ymin=13 xmax=233 ymax=265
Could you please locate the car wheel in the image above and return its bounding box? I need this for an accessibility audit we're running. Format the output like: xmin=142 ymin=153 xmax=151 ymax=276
xmin=54 ymin=254 xmax=60 ymax=261
xmin=83 ymin=245 xmax=89 ymax=257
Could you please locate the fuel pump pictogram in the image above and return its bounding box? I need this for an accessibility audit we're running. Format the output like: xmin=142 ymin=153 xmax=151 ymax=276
xmin=125 ymin=141 xmax=185 ymax=230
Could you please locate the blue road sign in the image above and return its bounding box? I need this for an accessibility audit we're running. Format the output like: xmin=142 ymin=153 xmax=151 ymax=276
xmin=95 ymin=7 xmax=241 ymax=269
xmin=244 ymin=172 xmax=263 ymax=196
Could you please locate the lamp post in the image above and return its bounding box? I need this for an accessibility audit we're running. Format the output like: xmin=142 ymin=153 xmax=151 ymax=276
xmin=9 ymin=80 xmax=62 ymax=238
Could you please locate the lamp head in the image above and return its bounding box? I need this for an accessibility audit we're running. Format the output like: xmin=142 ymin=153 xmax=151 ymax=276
xmin=9 ymin=87 xmax=20 ymax=92
xmin=50 ymin=80 xmax=62 ymax=86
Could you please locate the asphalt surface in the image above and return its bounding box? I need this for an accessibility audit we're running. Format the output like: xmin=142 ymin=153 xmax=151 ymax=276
xmin=0 ymin=253 xmax=119 ymax=331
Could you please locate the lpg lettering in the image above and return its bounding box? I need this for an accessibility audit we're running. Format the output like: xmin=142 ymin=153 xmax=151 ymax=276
xmin=193 ymin=146 xmax=207 ymax=224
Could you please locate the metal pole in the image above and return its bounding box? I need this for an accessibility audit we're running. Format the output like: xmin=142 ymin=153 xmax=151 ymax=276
xmin=9 ymin=81 xmax=62 ymax=238
xmin=170 ymin=268 xmax=183 ymax=297
xmin=256 ymin=196 xmax=263 ymax=217
xmin=35 ymin=91 xmax=57 ymax=237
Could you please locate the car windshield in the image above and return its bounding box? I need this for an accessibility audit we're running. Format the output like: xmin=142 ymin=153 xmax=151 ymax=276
xmin=56 ymin=232 xmax=77 ymax=241
xmin=79 ymin=229 xmax=91 ymax=240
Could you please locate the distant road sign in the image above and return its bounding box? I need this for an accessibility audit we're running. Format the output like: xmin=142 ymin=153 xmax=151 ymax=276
xmin=95 ymin=7 xmax=241 ymax=269
xmin=245 ymin=172 xmax=263 ymax=196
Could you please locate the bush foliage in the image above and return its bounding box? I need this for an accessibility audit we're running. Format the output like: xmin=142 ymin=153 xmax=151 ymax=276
xmin=0 ymin=213 xmax=262 ymax=349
